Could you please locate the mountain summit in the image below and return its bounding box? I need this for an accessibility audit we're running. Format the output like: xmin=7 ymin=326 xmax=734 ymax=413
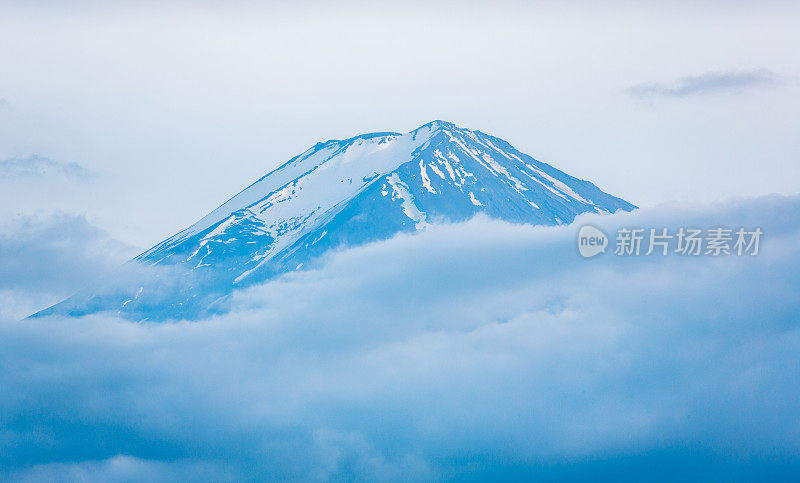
xmin=36 ymin=120 xmax=635 ymax=320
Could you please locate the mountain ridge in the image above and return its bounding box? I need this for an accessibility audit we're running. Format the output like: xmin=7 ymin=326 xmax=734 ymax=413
xmin=35 ymin=120 xmax=636 ymax=320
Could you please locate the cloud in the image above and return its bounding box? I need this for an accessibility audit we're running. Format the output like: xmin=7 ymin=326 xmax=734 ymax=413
xmin=0 ymin=213 xmax=134 ymax=319
xmin=626 ymin=69 xmax=781 ymax=99
xmin=0 ymin=154 xmax=95 ymax=180
xmin=1 ymin=195 xmax=800 ymax=480
xmin=9 ymin=456 xmax=232 ymax=483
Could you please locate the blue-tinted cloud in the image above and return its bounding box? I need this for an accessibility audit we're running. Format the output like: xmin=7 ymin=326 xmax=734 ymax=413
xmin=8 ymin=456 xmax=232 ymax=483
xmin=0 ymin=154 xmax=95 ymax=180
xmin=0 ymin=214 xmax=133 ymax=319
xmin=1 ymin=195 xmax=799 ymax=480
xmin=627 ymin=69 xmax=781 ymax=98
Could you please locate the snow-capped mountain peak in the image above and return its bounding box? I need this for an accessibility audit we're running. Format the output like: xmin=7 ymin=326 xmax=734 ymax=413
xmin=36 ymin=120 xmax=635 ymax=320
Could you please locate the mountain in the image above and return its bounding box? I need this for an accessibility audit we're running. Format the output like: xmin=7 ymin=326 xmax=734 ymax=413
xmin=35 ymin=120 xmax=635 ymax=320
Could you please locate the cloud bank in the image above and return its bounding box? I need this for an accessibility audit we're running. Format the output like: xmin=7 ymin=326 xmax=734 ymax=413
xmin=627 ymin=69 xmax=781 ymax=99
xmin=0 ymin=213 xmax=133 ymax=319
xmin=0 ymin=154 xmax=94 ymax=180
xmin=1 ymin=195 xmax=800 ymax=480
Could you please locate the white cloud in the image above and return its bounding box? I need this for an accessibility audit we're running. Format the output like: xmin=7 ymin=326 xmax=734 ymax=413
xmin=9 ymin=456 xmax=232 ymax=483
xmin=0 ymin=154 xmax=94 ymax=179
xmin=1 ymin=195 xmax=799 ymax=480
xmin=627 ymin=69 xmax=782 ymax=98
xmin=0 ymin=213 xmax=134 ymax=319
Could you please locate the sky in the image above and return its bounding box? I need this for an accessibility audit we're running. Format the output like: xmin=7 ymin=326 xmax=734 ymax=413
xmin=0 ymin=0 xmax=798 ymax=249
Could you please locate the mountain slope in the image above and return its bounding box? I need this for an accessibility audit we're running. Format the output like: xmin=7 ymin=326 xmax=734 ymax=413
xmin=35 ymin=120 xmax=635 ymax=320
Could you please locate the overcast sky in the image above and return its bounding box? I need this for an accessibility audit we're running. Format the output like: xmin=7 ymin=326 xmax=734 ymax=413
xmin=1 ymin=0 xmax=798 ymax=248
